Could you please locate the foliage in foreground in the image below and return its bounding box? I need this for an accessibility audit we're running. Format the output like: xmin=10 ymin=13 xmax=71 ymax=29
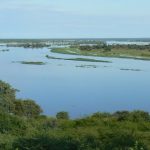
xmin=0 ymin=80 xmax=150 ymax=150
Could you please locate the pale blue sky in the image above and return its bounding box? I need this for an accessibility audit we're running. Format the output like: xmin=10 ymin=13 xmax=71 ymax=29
xmin=0 ymin=0 xmax=150 ymax=38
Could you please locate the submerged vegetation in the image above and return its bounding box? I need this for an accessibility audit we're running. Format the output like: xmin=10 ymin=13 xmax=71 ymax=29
xmin=0 ymin=49 xmax=9 ymax=52
xmin=76 ymin=64 xmax=98 ymax=68
xmin=120 ymin=68 xmax=142 ymax=71
xmin=0 ymin=80 xmax=150 ymax=149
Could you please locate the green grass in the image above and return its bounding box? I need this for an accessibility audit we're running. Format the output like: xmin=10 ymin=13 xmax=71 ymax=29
xmin=51 ymin=47 xmax=150 ymax=61
xmin=46 ymin=55 xmax=112 ymax=63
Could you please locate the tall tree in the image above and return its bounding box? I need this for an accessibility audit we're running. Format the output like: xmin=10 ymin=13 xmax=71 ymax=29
xmin=14 ymin=99 xmax=43 ymax=118
xmin=0 ymin=80 xmax=16 ymax=113
xmin=56 ymin=111 xmax=69 ymax=120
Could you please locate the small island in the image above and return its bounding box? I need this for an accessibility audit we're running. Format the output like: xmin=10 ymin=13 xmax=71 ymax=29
xmin=19 ymin=61 xmax=46 ymax=65
xmin=46 ymin=55 xmax=112 ymax=63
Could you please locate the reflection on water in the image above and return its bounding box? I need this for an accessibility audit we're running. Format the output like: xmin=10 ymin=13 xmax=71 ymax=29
xmin=0 ymin=46 xmax=150 ymax=118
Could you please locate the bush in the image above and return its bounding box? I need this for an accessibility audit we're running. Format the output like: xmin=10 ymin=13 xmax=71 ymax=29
xmin=56 ymin=111 xmax=69 ymax=120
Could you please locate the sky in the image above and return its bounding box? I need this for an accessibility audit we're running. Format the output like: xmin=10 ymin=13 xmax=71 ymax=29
xmin=0 ymin=0 xmax=150 ymax=38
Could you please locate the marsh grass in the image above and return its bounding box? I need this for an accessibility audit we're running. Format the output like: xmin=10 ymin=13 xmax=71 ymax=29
xmin=46 ymin=55 xmax=111 ymax=63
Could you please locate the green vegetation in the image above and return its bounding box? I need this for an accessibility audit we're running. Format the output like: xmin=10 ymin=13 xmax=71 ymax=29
xmin=19 ymin=61 xmax=46 ymax=65
xmin=1 ymin=80 xmax=150 ymax=149
xmin=56 ymin=111 xmax=69 ymax=120
xmin=2 ymin=39 xmax=150 ymax=61
xmin=120 ymin=68 xmax=141 ymax=71
xmin=0 ymin=81 xmax=42 ymax=116
xmin=46 ymin=55 xmax=112 ymax=63
xmin=0 ymin=39 xmax=105 ymax=48
xmin=51 ymin=44 xmax=150 ymax=60
xmin=7 ymin=42 xmax=49 ymax=48
xmin=76 ymin=65 xmax=97 ymax=68
xmin=0 ymin=49 xmax=9 ymax=52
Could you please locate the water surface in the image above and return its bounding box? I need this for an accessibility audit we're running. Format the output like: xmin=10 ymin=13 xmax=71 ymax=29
xmin=0 ymin=46 xmax=150 ymax=118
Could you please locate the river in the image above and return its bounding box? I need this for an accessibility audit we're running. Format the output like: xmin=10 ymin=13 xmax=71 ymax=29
xmin=0 ymin=46 xmax=150 ymax=118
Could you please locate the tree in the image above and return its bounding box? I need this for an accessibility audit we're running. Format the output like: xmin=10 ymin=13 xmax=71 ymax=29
xmin=0 ymin=80 xmax=16 ymax=113
xmin=56 ymin=111 xmax=69 ymax=120
xmin=113 ymin=111 xmax=130 ymax=121
xmin=129 ymin=111 xmax=150 ymax=122
xmin=103 ymin=45 xmax=111 ymax=52
xmin=14 ymin=99 xmax=43 ymax=118
xmin=13 ymin=100 xmax=25 ymax=116
xmin=0 ymin=112 xmax=27 ymax=135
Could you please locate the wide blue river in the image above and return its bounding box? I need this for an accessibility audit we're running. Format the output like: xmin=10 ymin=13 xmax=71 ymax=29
xmin=0 ymin=46 xmax=150 ymax=118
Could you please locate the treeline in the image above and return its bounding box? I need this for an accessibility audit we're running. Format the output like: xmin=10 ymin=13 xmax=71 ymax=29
xmin=6 ymin=42 xmax=49 ymax=48
xmin=4 ymin=39 xmax=150 ymax=51
xmin=110 ymin=44 xmax=150 ymax=50
xmin=77 ymin=44 xmax=150 ymax=52
xmin=0 ymin=80 xmax=150 ymax=149
xmin=79 ymin=44 xmax=111 ymax=51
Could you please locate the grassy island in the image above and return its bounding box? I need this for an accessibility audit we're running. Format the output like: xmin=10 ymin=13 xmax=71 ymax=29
xmin=46 ymin=55 xmax=112 ymax=63
xmin=20 ymin=61 xmax=46 ymax=65
xmin=51 ymin=44 xmax=150 ymax=61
